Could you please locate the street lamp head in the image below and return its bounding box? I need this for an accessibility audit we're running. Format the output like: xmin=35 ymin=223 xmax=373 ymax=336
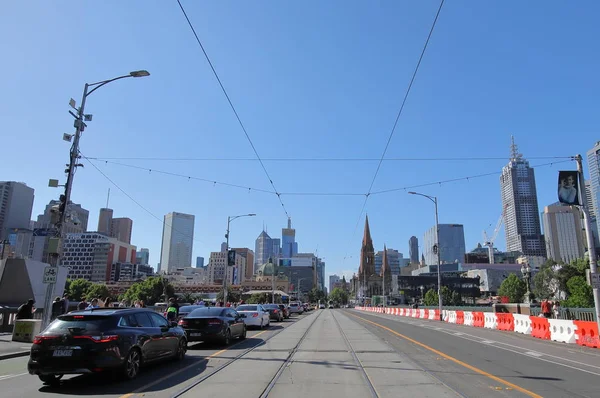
xmin=408 ymin=191 xmax=417 ymax=195
xmin=248 ymin=213 xmax=256 ymax=216
xmin=130 ymin=70 xmax=150 ymax=78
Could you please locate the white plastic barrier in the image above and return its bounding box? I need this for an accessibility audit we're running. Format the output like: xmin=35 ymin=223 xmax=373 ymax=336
xmin=12 ymin=319 xmax=42 ymax=343
xmin=484 ymin=313 xmax=498 ymax=329
xmin=548 ymin=319 xmax=578 ymax=344
xmin=428 ymin=309 xmax=436 ymax=320
xmin=442 ymin=310 xmax=450 ymax=322
xmin=512 ymin=314 xmax=531 ymax=334
xmin=419 ymin=309 xmax=426 ymax=318
xmin=447 ymin=311 xmax=457 ymax=324
xmin=464 ymin=311 xmax=474 ymax=326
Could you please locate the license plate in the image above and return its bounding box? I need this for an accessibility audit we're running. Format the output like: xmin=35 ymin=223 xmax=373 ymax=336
xmin=53 ymin=350 xmax=73 ymax=357
xmin=190 ymin=333 xmax=202 ymax=337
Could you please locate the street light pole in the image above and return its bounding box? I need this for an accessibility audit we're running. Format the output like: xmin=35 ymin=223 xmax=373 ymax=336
xmin=43 ymin=70 xmax=150 ymax=329
xmin=409 ymin=191 xmax=443 ymax=321
xmin=574 ymin=155 xmax=600 ymax=332
xmin=223 ymin=213 xmax=256 ymax=305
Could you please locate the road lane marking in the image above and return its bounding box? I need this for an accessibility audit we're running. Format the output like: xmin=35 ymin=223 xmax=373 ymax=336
xmin=118 ymin=330 xmax=269 ymax=398
xmin=0 ymin=372 xmax=28 ymax=381
xmin=525 ymin=351 xmax=543 ymax=357
xmin=348 ymin=313 xmax=543 ymax=398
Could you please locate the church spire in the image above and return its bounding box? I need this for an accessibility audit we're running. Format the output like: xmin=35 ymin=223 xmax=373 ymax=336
xmin=363 ymin=214 xmax=373 ymax=248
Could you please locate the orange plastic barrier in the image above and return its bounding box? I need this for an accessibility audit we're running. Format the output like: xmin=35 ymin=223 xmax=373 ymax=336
xmin=574 ymin=320 xmax=600 ymax=349
xmin=472 ymin=312 xmax=485 ymax=327
xmin=530 ymin=316 xmax=550 ymax=340
xmin=496 ymin=313 xmax=515 ymax=331
xmin=433 ymin=309 xmax=441 ymax=321
xmin=455 ymin=311 xmax=464 ymax=325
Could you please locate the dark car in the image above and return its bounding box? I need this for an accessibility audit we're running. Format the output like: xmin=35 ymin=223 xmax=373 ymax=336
xmin=278 ymin=304 xmax=290 ymax=319
xmin=262 ymin=304 xmax=284 ymax=322
xmin=178 ymin=307 xmax=246 ymax=345
xmin=27 ymin=308 xmax=186 ymax=386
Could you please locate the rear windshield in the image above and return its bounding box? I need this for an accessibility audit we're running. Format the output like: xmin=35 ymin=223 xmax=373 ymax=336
xmin=179 ymin=305 xmax=205 ymax=313
xmin=47 ymin=316 xmax=113 ymax=333
xmin=236 ymin=305 xmax=257 ymax=311
xmin=188 ymin=308 xmax=224 ymax=317
xmin=263 ymin=304 xmax=279 ymax=309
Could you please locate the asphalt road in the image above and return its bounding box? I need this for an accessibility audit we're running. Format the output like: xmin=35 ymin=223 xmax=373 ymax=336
xmin=0 ymin=313 xmax=307 ymax=398
xmin=347 ymin=309 xmax=600 ymax=398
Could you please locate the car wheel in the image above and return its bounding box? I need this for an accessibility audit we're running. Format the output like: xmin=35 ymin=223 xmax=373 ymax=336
xmin=240 ymin=325 xmax=247 ymax=339
xmin=176 ymin=338 xmax=187 ymax=360
xmin=39 ymin=374 xmax=63 ymax=386
xmin=223 ymin=329 xmax=231 ymax=345
xmin=122 ymin=349 xmax=141 ymax=380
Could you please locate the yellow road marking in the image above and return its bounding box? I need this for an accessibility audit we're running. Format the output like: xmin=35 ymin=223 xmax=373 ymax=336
xmin=348 ymin=313 xmax=543 ymax=398
xmin=119 ymin=330 xmax=269 ymax=398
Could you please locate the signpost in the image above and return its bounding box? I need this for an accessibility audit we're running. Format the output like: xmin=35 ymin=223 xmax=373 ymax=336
xmin=591 ymin=273 xmax=600 ymax=289
xmin=43 ymin=266 xmax=57 ymax=284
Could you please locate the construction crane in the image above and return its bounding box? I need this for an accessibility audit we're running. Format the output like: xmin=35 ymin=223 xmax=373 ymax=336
xmin=482 ymin=204 xmax=509 ymax=264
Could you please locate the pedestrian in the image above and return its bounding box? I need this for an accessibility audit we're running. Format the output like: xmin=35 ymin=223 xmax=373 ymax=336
xmin=62 ymin=293 xmax=70 ymax=313
xmin=553 ymin=301 xmax=560 ymax=319
xmin=168 ymin=297 xmax=179 ymax=316
xmin=51 ymin=297 xmax=64 ymax=320
xmin=86 ymin=298 xmax=100 ymax=309
xmin=541 ymin=298 xmax=552 ymax=318
xmin=166 ymin=300 xmax=178 ymax=322
xmin=77 ymin=298 xmax=87 ymax=310
xmin=15 ymin=299 xmax=35 ymax=320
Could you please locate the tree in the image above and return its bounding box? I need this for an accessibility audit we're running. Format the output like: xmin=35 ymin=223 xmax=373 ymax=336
xmin=308 ymin=288 xmax=327 ymax=303
xmin=246 ymin=293 xmax=269 ymax=304
xmin=450 ymin=291 xmax=462 ymax=306
xmin=67 ymin=279 xmax=92 ymax=301
xmin=180 ymin=292 xmax=197 ymax=304
xmin=85 ymin=284 xmax=111 ymax=301
xmin=498 ymin=274 xmax=527 ymax=303
xmin=533 ymin=263 xmax=557 ymax=300
xmin=423 ymin=289 xmax=438 ymax=306
xmin=556 ymin=258 xmax=588 ymax=294
xmin=124 ymin=277 xmax=174 ymax=305
xmin=329 ymin=287 xmax=349 ymax=305
xmin=216 ymin=286 xmax=241 ymax=303
xmin=564 ymin=276 xmax=594 ymax=308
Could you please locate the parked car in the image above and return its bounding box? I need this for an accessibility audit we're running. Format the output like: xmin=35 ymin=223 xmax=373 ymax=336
xmin=262 ymin=304 xmax=284 ymax=322
xmin=178 ymin=307 xmax=246 ymax=345
xmin=164 ymin=304 xmax=205 ymax=320
xmin=288 ymin=302 xmax=304 ymax=315
xmin=235 ymin=304 xmax=271 ymax=329
xmin=27 ymin=308 xmax=187 ymax=385
xmin=278 ymin=304 xmax=290 ymax=319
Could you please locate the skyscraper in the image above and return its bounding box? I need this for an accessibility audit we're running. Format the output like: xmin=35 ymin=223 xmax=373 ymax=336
xmin=254 ymin=230 xmax=281 ymax=272
xmin=159 ymin=212 xmax=195 ymax=273
xmin=111 ymin=217 xmax=133 ymax=244
xmin=500 ymin=137 xmax=546 ymax=258
xmin=136 ymin=248 xmax=150 ymax=265
xmin=586 ymin=141 xmax=600 ymax=220
xmin=423 ymin=224 xmax=466 ymax=265
xmin=375 ymin=248 xmax=401 ymax=275
xmin=281 ymin=217 xmax=298 ymax=258
xmin=0 ymin=182 xmax=34 ymax=241
xmin=542 ymin=204 xmax=585 ymax=264
xmin=97 ymin=208 xmax=113 ymax=235
xmin=37 ymin=200 xmax=89 ymax=234
xmin=232 ymin=248 xmax=254 ymax=281
xmin=409 ymin=236 xmax=419 ymax=264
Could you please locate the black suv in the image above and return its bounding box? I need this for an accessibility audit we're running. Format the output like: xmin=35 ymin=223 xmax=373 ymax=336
xmin=28 ymin=308 xmax=187 ymax=385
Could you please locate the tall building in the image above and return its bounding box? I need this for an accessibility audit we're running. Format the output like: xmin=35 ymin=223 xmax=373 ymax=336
xmin=159 ymin=212 xmax=195 ymax=273
xmin=316 ymin=257 xmax=325 ymax=291
xmin=36 ymin=200 xmax=89 ymax=234
xmin=586 ymin=141 xmax=600 ymax=220
xmin=500 ymin=137 xmax=546 ymax=257
xmin=542 ymin=204 xmax=585 ymax=264
xmin=380 ymin=245 xmax=391 ymax=295
xmin=423 ymin=224 xmax=466 ymax=266
xmin=329 ymin=274 xmax=340 ymax=293
xmin=196 ymin=256 xmax=204 ymax=268
xmin=0 ymin=182 xmax=34 ymax=240
xmin=232 ymin=248 xmax=254 ymax=281
xmin=375 ymin=248 xmax=402 ymax=275
xmin=207 ymin=251 xmax=246 ymax=285
xmin=409 ymin=236 xmax=419 ymax=264
xmin=254 ymin=230 xmax=281 ymax=272
xmin=136 ymin=248 xmax=150 ymax=265
xmin=97 ymin=208 xmax=113 ymax=235
xmin=281 ymin=217 xmax=298 ymax=258
xmin=111 ymin=217 xmax=133 ymax=244
xmin=585 ymin=180 xmax=597 ymax=219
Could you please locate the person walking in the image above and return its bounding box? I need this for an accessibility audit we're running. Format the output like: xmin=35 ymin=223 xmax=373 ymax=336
xmin=15 ymin=299 xmax=35 ymax=320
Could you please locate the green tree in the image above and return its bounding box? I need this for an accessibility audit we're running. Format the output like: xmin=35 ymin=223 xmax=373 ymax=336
xmin=450 ymin=291 xmax=462 ymax=306
xmin=440 ymin=286 xmax=454 ymax=306
xmin=423 ymin=289 xmax=438 ymax=306
xmin=123 ymin=277 xmax=174 ymax=304
xmin=216 ymin=286 xmax=241 ymax=303
xmin=308 ymin=288 xmax=327 ymax=303
xmin=85 ymin=284 xmax=111 ymax=301
xmin=498 ymin=274 xmax=527 ymax=303
xmin=533 ymin=262 xmax=557 ymax=300
xmin=246 ymin=293 xmax=269 ymax=304
xmin=180 ymin=292 xmax=197 ymax=303
xmin=329 ymin=287 xmax=349 ymax=305
xmin=564 ymin=276 xmax=594 ymax=308
xmin=556 ymin=258 xmax=588 ymax=294
xmin=67 ymin=279 xmax=92 ymax=301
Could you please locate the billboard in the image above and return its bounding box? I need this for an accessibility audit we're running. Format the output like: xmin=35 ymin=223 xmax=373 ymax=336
xmin=279 ymin=258 xmax=292 ymax=267
xmin=558 ymin=170 xmax=581 ymax=206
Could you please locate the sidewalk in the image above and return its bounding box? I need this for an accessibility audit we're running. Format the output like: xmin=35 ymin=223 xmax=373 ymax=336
xmin=0 ymin=333 xmax=32 ymax=360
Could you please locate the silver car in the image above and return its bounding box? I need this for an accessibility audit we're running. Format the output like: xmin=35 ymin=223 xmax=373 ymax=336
xmin=235 ymin=304 xmax=271 ymax=329
xmin=288 ymin=302 xmax=304 ymax=315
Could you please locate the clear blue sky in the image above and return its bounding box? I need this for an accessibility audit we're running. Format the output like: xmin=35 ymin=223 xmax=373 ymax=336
xmin=2 ymin=1 xmax=599 ymax=282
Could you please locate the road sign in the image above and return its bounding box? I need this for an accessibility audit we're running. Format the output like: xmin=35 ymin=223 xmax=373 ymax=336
xmin=591 ymin=273 xmax=600 ymax=289
xmin=43 ymin=266 xmax=57 ymax=284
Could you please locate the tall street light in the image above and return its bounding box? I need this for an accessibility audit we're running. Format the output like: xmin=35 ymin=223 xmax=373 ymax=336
xmin=43 ymin=70 xmax=150 ymax=329
xmin=223 ymin=213 xmax=256 ymax=304
xmin=408 ymin=191 xmax=443 ymax=321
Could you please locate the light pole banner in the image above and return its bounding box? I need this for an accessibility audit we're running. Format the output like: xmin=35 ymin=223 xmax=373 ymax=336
xmin=558 ymin=170 xmax=581 ymax=205
xmin=228 ymin=249 xmax=236 ymax=266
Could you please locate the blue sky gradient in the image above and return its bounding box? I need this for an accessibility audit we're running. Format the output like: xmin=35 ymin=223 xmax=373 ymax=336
xmin=2 ymin=1 xmax=599 ymax=281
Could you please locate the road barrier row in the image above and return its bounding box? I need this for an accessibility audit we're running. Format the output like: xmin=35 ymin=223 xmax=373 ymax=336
xmin=355 ymin=306 xmax=600 ymax=350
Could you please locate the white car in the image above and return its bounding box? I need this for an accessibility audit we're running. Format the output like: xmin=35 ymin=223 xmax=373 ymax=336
xmin=235 ymin=304 xmax=271 ymax=329
xmin=288 ymin=302 xmax=304 ymax=315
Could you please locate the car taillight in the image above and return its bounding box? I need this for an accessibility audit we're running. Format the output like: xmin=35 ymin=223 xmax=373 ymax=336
xmin=33 ymin=335 xmax=58 ymax=345
xmin=73 ymin=335 xmax=119 ymax=343
xmin=252 ymin=313 xmax=259 ymax=317
xmin=273 ymin=309 xmax=279 ymax=313
xmin=178 ymin=319 xmax=188 ymax=327
xmin=208 ymin=319 xmax=222 ymax=325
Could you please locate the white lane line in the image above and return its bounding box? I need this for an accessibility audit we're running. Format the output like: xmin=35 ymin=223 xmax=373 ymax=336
xmin=453 ymin=332 xmax=464 ymax=336
xmin=0 ymin=372 xmax=28 ymax=381
xmin=481 ymin=340 xmax=494 ymax=344
xmin=525 ymin=351 xmax=543 ymax=357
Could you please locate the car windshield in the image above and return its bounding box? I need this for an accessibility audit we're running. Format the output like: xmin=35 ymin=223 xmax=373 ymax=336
xmin=47 ymin=315 xmax=113 ymax=333
xmin=188 ymin=308 xmax=224 ymax=317
xmin=236 ymin=305 xmax=258 ymax=311
xmin=263 ymin=304 xmax=279 ymax=309
xmin=179 ymin=305 xmax=206 ymax=313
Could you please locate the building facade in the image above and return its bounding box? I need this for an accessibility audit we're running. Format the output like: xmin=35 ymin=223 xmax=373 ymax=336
xmin=159 ymin=212 xmax=194 ymax=272
xmin=329 ymin=274 xmax=340 ymax=293
xmin=97 ymin=208 xmax=113 ymax=235
xmin=110 ymin=262 xmax=154 ymax=282
xmin=232 ymin=248 xmax=254 ymax=281
xmin=254 ymin=230 xmax=281 ymax=272
xmin=281 ymin=217 xmax=298 ymax=258
xmin=375 ymin=248 xmax=402 ymax=275
xmin=542 ymin=204 xmax=585 ymax=264
xmin=111 ymin=217 xmax=133 ymax=244
xmin=423 ymin=224 xmax=466 ymax=266
xmin=0 ymin=182 xmax=34 ymax=241
xmin=409 ymin=236 xmax=419 ymax=264
xmin=136 ymin=248 xmax=150 ymax=265
xmin=500 ymin=138 xmax=546 ymax=257
xmin=207 ymin=251 xmax=246 ymax=285
xmin=36 ymin=200 xmax=89 ymax=234
xmin=196 ymin=256 xmax=204 ymax=268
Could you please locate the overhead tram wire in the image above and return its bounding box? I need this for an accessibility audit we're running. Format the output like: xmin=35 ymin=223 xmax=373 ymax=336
xmin=175 ymin=0 xmax=289 ymax=218
xmin=82 ymin=154 xmax=205 ymax=246
xmin=345 ymin=0 xmax=446 ymax=260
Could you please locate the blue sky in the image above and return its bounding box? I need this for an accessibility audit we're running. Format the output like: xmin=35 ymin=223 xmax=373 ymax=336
xmin=2 ymin=1 xmax=599 ymax=282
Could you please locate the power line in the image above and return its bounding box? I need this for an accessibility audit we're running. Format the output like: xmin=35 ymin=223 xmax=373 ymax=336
xmin=86 ymin=155 xmax=572 ymax=162
xmin=175 ymin=0 xmax=290 ymax=219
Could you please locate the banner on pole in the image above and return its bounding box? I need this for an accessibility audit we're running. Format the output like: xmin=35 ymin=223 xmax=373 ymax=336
xmin=558 ymin=170 xmax=581 ymax=205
